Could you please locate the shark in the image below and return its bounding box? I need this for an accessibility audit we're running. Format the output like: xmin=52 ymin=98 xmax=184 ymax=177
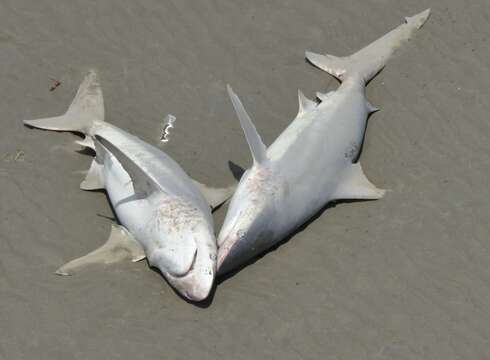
xmin=24 ymin=72 xmax=233 ymax=301
xmin=217 ymin=9 xmax=431 ymax=274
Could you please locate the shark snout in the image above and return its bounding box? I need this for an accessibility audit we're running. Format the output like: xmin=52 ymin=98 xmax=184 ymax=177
xmin=163 ymin=241 xmax=217 ymax=302
xmin=183 ymin=270 xmax=215 ymax=302
xmin=181 ymin=252 xmax=216 ymax=302
xmin=217 ymin=218 xmax=275 ymax=275
xmin=148 ymin=242 xmax=216 ymax=301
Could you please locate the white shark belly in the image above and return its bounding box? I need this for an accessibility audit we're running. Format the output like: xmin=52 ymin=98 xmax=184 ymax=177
xmin=100 ymin=149 xmax=152 ymax=244
xmin=270 ymin=85 xmax=369 ymax=228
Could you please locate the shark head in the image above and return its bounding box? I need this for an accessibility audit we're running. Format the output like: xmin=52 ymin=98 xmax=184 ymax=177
xmin=146 ymin=195 xmax=216 ymax=302
xmin=217 ymin=166 xmax=280 ymax=275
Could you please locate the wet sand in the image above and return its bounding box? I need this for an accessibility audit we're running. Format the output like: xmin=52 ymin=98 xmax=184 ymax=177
xmin=1 ymin=1 xmax=489 ymax=359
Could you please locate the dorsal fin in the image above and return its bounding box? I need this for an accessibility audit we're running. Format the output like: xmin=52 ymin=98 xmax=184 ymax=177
xmin=95 ymin=135 xmax=161 ymax=197
xmin=227 ymin=85 xmax=267 ymax=165
xmin=297 ymin=90 xmax=316 ymax=117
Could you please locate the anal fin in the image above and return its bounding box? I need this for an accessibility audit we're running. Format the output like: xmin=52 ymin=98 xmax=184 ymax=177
xmin=333 ymin=162 xmax=386 ymax=200
xmin=76 ymin=136 xmax=96 ymax=151
xmin=56 ymin=224 xmax=145 ymax=276
xmin=80 ymin=159 xmax=104 ymax=190
xmin=316 ymin=91 xmax=334 ymax=102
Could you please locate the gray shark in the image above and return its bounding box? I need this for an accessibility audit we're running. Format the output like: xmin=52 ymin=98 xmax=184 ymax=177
xmin=217 ymin=9 xmax=431 ymax=274
xmin=24 ymin=72 xmax=233 ymax=301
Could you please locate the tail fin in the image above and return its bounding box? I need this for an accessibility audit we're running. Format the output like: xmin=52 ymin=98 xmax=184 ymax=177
xmin=24 ymin=70 xmax=104 ymax=134
xmin=227 ymin=85 xmax=267 ymax=165
xmin=305 ymin=9 xmax=430 ymax=83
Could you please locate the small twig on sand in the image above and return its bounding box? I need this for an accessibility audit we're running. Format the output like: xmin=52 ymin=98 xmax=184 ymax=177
xmin=14 ymin=150 xmax=25 ymax=161
xmin=49 ymin=78 xmax=61 ymax=92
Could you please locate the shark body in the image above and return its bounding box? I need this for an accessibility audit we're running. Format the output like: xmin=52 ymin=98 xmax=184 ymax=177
xmin=218 ymin=10 xmax=431 ymax=274
xmin=24 ymin=73 xmax=233 ymax=301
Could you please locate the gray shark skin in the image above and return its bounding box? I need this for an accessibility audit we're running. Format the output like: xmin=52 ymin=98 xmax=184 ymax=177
xmin=217 ymin=9 xmax=431 ymax=274
xmin=24 ymin=72 xmax=234 ymax=301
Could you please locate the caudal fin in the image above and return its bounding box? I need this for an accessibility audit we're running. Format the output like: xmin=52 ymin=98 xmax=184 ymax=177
xmin=24 ymin=70 xmax=104 ymax=134
xmin=305 ymin=9 xmax=430 ymax=83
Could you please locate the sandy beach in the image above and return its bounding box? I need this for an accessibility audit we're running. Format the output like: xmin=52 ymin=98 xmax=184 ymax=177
xmin=1 ymin=0 xmax=489 ymax=359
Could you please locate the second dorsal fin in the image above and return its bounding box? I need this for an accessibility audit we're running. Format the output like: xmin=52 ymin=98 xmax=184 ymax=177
xmin=297 ymin=90 xmax=316 ymax=117
xmin=316 ymin=91 xmax=334 ymax=102
xmin=227 ymin=85 xmax=267 ymax=165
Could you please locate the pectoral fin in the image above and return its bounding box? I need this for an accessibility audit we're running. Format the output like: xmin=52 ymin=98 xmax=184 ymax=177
xmin=56 ymin=224 xmax=145 ymax=276
xmin=332 ymin=163 xmax=386 ymax=200
xmin=192 ymin=180 xmax=236 ymax=209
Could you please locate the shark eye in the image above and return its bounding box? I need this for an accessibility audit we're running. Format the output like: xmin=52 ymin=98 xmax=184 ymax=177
xmin=237 ymin=230 xmax=245 ymax=239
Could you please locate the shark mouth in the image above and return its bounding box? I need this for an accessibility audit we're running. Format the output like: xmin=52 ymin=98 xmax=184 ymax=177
xmin=168 ymin=248 xmax=216 ymax=302
xmin=166 ymin=247 xmax=198 ymax=279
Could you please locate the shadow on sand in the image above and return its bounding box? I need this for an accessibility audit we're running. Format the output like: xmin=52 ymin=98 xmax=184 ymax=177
xmin=216 ymin=198 xmax=377 ymax=287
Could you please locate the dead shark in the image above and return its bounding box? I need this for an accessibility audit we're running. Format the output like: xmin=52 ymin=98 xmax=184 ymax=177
xmin=24 ymin=71 xmax=233 ymax=301
xmin=217 ymin=9 xmax=431 ymax=274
